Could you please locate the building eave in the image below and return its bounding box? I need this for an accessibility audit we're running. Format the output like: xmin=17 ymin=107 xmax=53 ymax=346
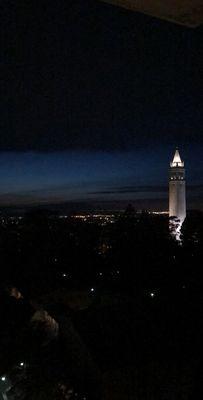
xmin=99 ymin=0 xmax=203 ymax=28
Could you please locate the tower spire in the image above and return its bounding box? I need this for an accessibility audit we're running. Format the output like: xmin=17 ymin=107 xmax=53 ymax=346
xmin=170 ymin=148 xmax=184 ymax=167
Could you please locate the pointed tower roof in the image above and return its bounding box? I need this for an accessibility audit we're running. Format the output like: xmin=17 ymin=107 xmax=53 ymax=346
xmin=173 ymin=148 xmax=182 ymax=163
xmin=170 ymin=148 xmax=184 ymax=167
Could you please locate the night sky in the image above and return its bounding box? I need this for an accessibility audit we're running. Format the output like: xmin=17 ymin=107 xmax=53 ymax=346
xmin=1 ymin=1 xmax=203 ymax=209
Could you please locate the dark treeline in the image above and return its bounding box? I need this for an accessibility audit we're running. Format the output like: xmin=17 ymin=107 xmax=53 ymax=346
xmin=0 ymin=208 xmax=202 ymax=295
xmin=0 ymin=208 xmax=202 ymax=399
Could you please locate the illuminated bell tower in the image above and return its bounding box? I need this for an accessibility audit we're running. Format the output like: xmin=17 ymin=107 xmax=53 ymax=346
xmin=169 ymin=148 xmax=186 ymax=223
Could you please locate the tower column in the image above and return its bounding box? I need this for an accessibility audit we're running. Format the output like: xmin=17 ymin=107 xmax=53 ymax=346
xmin=169 ymin=149 xmax=186 ymax=224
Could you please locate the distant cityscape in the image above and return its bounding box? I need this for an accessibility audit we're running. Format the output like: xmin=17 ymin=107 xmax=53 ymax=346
xmin=1 ymin=0 xmax=202 ymax=398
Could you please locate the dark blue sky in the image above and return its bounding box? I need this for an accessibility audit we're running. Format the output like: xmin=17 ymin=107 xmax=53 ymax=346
xmin=1 ymin=1 xmax=203 ymax=209
xmin=0 ymin=145 xmax=202 ymax=209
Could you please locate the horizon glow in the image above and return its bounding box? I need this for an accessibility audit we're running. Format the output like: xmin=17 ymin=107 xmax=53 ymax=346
xmin=0 ymin=145 xmax=202 ymax=209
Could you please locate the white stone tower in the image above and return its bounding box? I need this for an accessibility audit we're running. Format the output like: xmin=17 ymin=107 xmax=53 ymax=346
xmin=169 ymin=148 xmax=186 ymax=224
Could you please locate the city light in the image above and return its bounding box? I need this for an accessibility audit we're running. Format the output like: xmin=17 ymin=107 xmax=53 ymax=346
xmin=150 ymin=211 xmax=169 ymax=215
xmin=0 ymin=2 xmax=201 ymax=400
